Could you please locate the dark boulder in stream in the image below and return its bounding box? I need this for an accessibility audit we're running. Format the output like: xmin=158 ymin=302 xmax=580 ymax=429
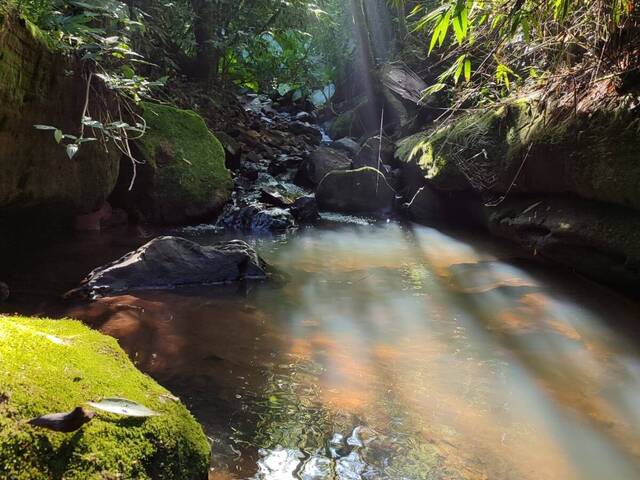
xmin=316 ymin=167 xmax=396 ymax=214
xmin=296 ymin=146 xmax=352 ymax=186
xmin=69 ymin=236 xmax=272 ymax=298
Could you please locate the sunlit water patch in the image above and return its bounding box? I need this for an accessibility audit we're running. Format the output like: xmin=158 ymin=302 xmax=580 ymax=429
xmin=67 ymin=223 xmax=640 ymax=480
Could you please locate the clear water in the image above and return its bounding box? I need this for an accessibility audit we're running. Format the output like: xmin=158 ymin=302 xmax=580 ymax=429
xmin=53 ymin=222 xmax=640 ymax=479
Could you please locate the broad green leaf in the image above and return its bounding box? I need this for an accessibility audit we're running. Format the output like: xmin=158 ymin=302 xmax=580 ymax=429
xmin=54 ymin=130 xmax=63 ymax=144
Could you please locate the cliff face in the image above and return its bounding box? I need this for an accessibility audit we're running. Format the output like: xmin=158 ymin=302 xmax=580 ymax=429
xmin=0 ymin=14 xmax=120 ymax=220
xmin=396 ymin=92 xmax=640 ymax=294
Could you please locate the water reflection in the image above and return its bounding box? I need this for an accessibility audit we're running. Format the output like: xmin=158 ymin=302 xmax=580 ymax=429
xmin=67 ymin=222 xmax=640 ymax=479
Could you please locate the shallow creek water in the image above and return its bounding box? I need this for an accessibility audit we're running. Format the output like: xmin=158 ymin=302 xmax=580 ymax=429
xmin=6 ymin=220 xmax=640 ymax=479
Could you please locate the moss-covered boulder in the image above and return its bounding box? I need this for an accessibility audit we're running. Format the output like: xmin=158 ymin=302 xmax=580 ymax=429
xmin=316 ymin=167 xmax=395 ymax=214
xmin=395 ymin=98 xmax=640 ymax=210
xmin=0 ymin=315 xmax=210 ymax=479
xmin=113 ymin=102 xmax=233 ymax=224
xmin=0 ymin=14 xmax=120 ymax=219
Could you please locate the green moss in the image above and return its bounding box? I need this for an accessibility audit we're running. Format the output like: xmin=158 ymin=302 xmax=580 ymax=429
xmin=396 ymin=107 xmax=508 ymax=190
xmin=138 ymin=102 xmax=232 ymax=219
xmin=0 ymin=316 xmax=210 ymax=480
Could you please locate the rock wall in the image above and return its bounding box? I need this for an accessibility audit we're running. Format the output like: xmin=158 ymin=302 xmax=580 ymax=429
xmin=396 ymin=96 xmax=640 ymax=294
xmin=0 ymin=14 xmax=120 ymax=219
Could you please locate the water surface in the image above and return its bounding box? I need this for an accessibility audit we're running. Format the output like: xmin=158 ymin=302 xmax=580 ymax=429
xmin=59 ymin=222 xmax=640 ymax=479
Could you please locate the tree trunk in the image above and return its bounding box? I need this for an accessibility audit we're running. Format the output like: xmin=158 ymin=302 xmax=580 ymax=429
xmin=190 ymin=0 xmax=221 ymax=86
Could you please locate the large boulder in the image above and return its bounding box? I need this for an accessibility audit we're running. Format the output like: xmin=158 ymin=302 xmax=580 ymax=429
xmin=0 ymin=315 xmax=209 ymax=480
xmin=0 ymin=15 xmax=120 ymax=219
xmin=296 ymin=146 xmax=352 ymax=186
xmin=70 ymin=236 xmax=271 ymax=298
xmin=112 ymin=103 xmax=233 ymax=224
xmin=316 ymin=167 xmax=396 ymax=214
xmin=353 ymin=135 xmax=396 ymax=170
xmin=330 ymin=137 xmax=360 ymax=156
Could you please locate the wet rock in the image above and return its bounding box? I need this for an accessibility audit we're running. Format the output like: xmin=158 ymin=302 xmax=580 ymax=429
xmin=330 ymin=137 xmax=360 ymax=156
xmin=353 ymin=135 xmax=396 ymax=169
xmin=289 ymin=196 xmax=319 ymax=224
xmin=288 ymin=121 xmax=322 ymax=143
xmin=215 ymin=131 xmax=243 ymax=171
xmin=260 ymin=188 xmax=292 ymax=208
xmin=296 ymin=146 xmax=352 ymax=186
xmin=245 ymin=151 xmax=262 ymax=163
xmin=316 ymin=167 xmax=396 ymax=214
xmin=295 ymin=111 xmax=316 ymax=124
xmin=219 ymin=205 xmax=295 ymax=233
xmin=239 ymin=162 xmax=265 ymax=181
xmin=69 ymin=236 xmax=271 ymax=297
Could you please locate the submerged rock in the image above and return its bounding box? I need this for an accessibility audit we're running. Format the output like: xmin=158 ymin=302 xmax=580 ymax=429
xmin=70 ymin=236 xmax=271 ymax=297
xmin=0 ymin=315 xmax=209 ymax=479
xmin=296 ymin=146 xmax=352 ymax=186
xmin=316 ymin=167 xmax=396 ymax=214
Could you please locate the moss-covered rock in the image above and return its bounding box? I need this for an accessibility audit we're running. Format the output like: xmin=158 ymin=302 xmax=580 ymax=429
xmin=395 ymin=98 xmax=640 ymax=210
xmin=0 ymin=13 xmax=121 ymax=219
xmin=0 ymin=315 xmax=210 ymax=479
xmin=113 ymin=102 xmax=232 ymax=224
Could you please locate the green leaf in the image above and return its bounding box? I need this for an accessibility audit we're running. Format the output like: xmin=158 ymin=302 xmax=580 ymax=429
xmin=421 ymin=83 xmax=447 ymax=100
xmin=54 ymin=130 xmax=63 ymax=144
xmin=453 ymin=55 xmax=466 ymax=84
xmin=464 ymin=59 xmax=472 ymax=82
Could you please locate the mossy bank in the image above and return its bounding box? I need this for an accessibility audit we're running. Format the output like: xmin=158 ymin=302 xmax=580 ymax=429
xmin=0 ymin=315 xmax=210 ymax=479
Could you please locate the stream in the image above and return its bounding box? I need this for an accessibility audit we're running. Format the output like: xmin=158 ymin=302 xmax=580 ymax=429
xmin=4 ymin=219 xmax=640 ymax=479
